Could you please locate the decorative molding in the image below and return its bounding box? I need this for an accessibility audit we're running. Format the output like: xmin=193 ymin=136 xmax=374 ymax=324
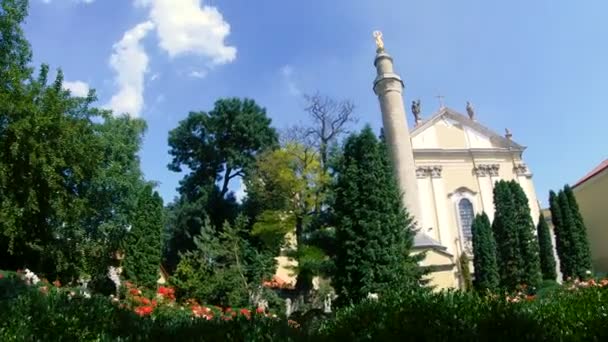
xmin=473 ymin=164 xmax=499 ymax=177
xmin=513 ymin=163 xmax=529 ymax=177
xmin=448 ymin=186 xmax=477 ymax=198
xmin=431 ymin=166 xmax=443 ymax=178
xmin=416 ymin=165 xmax=443 ymax=179
xmin=416 ymin=166 xmax=429 ymax=178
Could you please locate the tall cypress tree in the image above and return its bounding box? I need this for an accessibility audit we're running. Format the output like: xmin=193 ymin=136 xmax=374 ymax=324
xmin=509 ymin=180 xmax=541 ymax=288
xmin=124 ymin=185 xmax=164 ymax=288
xmin=537 ymin=213 xmax=557 ymax=281
xmin=333 ymin=126 xmax=422 ymax=305
xmin=564 ymin=185 xmax=592 ymax=278
xmin=471 ymin=212 xmax=499 ymax=292
xmin=549 ymin=190 xmax=572 ymax=278
xmin=492 ymin=180 xmax=523 ymax=289
xmin=558 ymin=190 xmax=580 ymax=280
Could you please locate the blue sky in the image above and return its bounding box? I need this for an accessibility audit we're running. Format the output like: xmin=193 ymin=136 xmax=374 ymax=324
xmin=24 ymin=0 xmax=608 ymax=207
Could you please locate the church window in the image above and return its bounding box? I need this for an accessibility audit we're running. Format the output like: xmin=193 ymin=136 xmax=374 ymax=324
xmin=458 ymin=199 xmax=474 ymax=241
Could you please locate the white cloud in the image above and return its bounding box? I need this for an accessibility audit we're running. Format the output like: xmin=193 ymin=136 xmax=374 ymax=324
xmin=234 ymin=181 xmax=247 ymax=204
xmin=189 ymin=70 xmax=208 ymax=79
xmin=135 ymin=0 xmax=236 ymax=65
xmin=106 ymin=21 xmax=155 ymax=117
xmin=63 ymin=80 xmax=90 ymax=97
xmin=280 ymin=64 xmax=301 ymax=96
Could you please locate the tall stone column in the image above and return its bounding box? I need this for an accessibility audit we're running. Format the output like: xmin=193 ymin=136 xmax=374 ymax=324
xmin=373 ymin=38 xmax=422 ymax=222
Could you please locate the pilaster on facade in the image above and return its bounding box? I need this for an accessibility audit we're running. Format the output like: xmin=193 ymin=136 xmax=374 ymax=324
xmin=473 ymin=164 xmax=500 ymax=177
xmin=416 ymin=165 xmax=443 ymax=179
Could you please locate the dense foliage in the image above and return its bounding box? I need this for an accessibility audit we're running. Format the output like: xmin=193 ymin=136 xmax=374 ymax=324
xmin=471 ymin=212 xmax=499 ymax=292
xmin=537 ymin=213 xmax=557 ymax=281
xmin=550 ymin=185 xmax=593 ymax=280
xmin=123 ymin=185 xmax=164 ymax=288
xmin=332 ymin=126 xmax=422 ymax=305
xmin=164 ymin=98 xmax=278 ymax=273
xmin=492 ymin=180 xmax=541 ymax=290
xmin=0 ymin=0 xmax=156 ymax=287
xmin=2 ymin=272 xmax=608 ymax=341
xmin=509 ymin=181 xmax=542 ymax=287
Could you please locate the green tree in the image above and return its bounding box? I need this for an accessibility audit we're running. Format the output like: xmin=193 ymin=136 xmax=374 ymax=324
xmin=165 ymin=98 xmax=278 ymax=269
xmin=123 ymin=185 xmax=164 ymax=288
xmin=0 ymin=0 xmax=153 ymax=284
xmin=171 ymin=215 xmax=278 ymax=308
xmin=537 ymin=213 xmax=557 ymax=281
xmin=549 ymin=190 xmax=572 ymax=278
xmin=564 ymin=185 xmax=592 ymax=278
xmin=471 ymin=212 xmax=499 ymax=292
xmin=332 ymin=126 xmax=422 ymax=305
xmin=509 ymin=180 xmax=541 ymax=288
xmin=245 ymin=143 xmax=332 ymax=296
xmin=492 ymin=180 xmax=523 ymax=289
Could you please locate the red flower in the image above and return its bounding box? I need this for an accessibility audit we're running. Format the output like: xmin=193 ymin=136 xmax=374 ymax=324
xmin=39 ymin=286 xmax=49 ymax=295
xmin=52 ymin=280 xmax=61 ymax=287
xmin=134 ymin=306 xmax=154 ymax=317
xmin=157 ymin=286 xmax=176 ymax=300
xmin=125 ymin=281 xmax=134 ymax=288
xmin=151 ymin=299 xmax=158 ymax=307
xmin=525 ymin=295 xmax=535 ymax=301
xmin=256 ymin=307 xmax=265 ymax=314
xmin=129 ymin=288 xmax=141 ymax=296
xmin=240 ymin=308 xmax=251 ymax=319
xmin=225 ymin=307 xmax=232 ymax=313
xmin=288 ymin=319 xmax=300 ymax=328
xmin=141 ymin=297 xmax=151 ymax=305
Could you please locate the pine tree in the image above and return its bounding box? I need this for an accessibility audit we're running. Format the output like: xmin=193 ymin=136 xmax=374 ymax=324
xmin=564 ymin=185 xmax=592 ymax=278
xmin=549 ymin=190 xmax=573 ymax=278
xmin=471 ymin=212 xmax=499 ymax=292
xmin=333 ymin=126 xmax=422 ymax=305
xmin=492 ymin=180 xmax=523 ymax=289
xmin=124 ymin=185 xmax=164 ymax=288
xmin=508 ymin=180 xmax=541 ymax=288
xmin=537 ymin=213 xmax=557 ymax=281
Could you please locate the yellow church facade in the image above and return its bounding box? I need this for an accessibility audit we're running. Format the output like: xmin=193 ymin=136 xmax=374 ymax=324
xmin=410 ymin=107 xmax=541 ymax=289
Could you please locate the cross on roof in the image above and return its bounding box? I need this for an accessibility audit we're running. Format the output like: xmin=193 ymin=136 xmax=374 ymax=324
xmin=435 ymin=94 xmax=445 ymax=109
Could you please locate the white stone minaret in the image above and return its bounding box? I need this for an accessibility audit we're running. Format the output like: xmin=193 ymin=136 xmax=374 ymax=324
xmin=372 ymin=31 xmax=422 ymax=222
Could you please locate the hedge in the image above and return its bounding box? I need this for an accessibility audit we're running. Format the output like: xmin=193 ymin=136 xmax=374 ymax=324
xmin=2 ymin=272 xmax=608 ymax=341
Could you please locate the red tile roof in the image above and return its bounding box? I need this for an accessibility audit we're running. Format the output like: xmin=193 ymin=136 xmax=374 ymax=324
xmin=573 ymin=159 xmax=608 ymax=188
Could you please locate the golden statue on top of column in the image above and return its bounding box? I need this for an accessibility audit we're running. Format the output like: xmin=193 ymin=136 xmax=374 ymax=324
xmin=373 ymin=30 xmax=384 ymax=52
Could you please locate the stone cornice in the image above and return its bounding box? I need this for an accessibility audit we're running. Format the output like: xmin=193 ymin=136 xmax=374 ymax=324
xmin=413 ymin=148 xmax=524 ymax=159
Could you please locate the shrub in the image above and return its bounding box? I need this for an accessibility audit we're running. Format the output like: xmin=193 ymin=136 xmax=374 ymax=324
xmin=2 ymin=272 xmax=608 ymax=341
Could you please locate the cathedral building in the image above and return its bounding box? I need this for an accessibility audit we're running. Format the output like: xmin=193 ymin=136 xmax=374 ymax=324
xmin=372 ymin=31 xmax=541 ymax=289
xmin=408 ymin=106 xmax=541 ymax=289
xmin=271 ymin=32 xmax=542 ymax=292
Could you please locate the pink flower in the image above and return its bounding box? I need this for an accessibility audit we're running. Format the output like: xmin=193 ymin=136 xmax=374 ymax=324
xmin=256 ymin=307 xmax=265 ymax=314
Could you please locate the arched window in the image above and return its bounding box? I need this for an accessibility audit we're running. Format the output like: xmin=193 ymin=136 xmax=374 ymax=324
xmin=458 ymin=199 xmax=474 ymax=241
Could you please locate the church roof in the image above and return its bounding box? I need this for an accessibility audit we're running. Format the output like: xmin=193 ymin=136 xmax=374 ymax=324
xmin=410 ymin=106 xmax=525 ymax=151
xmin=573 ymin=158 xmax=608 ymax=188
xmin=413 ymin=233 xmax=453 ymax=256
